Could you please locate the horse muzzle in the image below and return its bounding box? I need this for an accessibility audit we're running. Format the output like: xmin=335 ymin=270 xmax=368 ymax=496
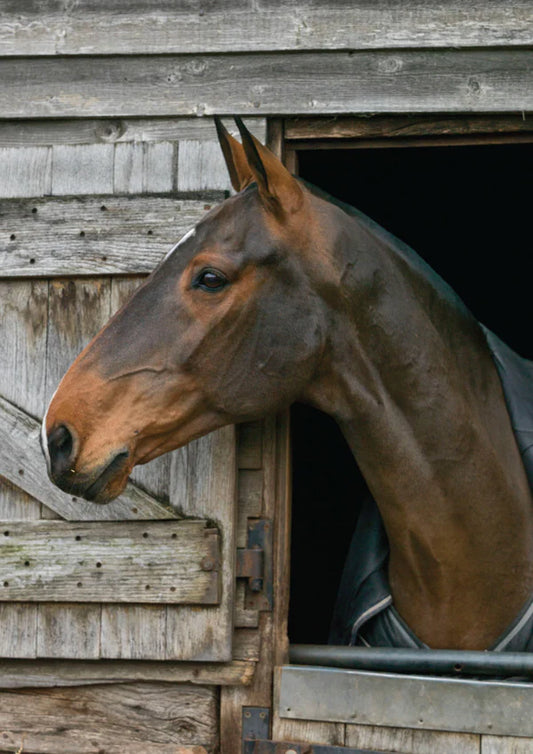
xmin=44 ymin=424 xmax=130 ymax=503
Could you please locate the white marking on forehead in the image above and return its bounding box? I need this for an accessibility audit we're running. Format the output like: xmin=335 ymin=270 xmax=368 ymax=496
xmin=162 ymin=226 xmax=197 ymax=263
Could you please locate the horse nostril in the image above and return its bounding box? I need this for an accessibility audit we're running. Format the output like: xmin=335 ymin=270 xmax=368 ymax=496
xmin=47 ymin=425 xmax=75 ymax=477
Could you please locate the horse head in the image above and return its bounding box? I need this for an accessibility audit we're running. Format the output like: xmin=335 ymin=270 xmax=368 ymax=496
xmin=42 ymin=119 xmax=331 ymax=502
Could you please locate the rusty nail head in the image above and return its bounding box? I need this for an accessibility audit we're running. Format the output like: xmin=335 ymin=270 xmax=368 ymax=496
xmin=201 ymin=557 xmax=215 ymax=571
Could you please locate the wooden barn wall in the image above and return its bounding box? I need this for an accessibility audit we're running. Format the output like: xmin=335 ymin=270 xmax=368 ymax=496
xmin=1 ymin=2 xmax=532 ymax=752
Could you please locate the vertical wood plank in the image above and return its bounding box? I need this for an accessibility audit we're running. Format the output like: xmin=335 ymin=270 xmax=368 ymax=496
xmin=166 ymin=426 xmax=237 ymax=661
xmin=37 ymin=604 xmax=101 ymax=659
xmin=177 ymin=140 xmax=232 ymax=191
xmin=99 ymin=605 xmax=167 ymax=660
xmin=51 ymin=144 xmax=114 ymax=195
xmin=0 ymin=280 xmax=49 ymax=655
xmin=0 ymin=603 xmax=38 ymax=658
xmin=114 ymin=142 xmax=175 ymax=194
xmin=0 ymin=146 xmax=51 ymax=197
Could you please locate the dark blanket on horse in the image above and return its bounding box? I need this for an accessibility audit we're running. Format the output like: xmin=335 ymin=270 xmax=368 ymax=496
xmin=329 ymin=326 xmax=533 ymax=651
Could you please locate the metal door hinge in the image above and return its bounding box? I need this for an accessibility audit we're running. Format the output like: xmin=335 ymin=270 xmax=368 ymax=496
xmin=236 ymin=518 xmax=273 ymax=611
xmin=242 ymin=706 xmax=271 ymax=752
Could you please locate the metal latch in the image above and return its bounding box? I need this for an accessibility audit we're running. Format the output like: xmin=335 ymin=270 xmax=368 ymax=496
xmin=236 ymin=518 xmax=273 ymax=610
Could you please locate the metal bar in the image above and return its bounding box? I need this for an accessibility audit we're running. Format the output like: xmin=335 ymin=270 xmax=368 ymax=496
xmin=280 ymin=665 xmax=533 ymax=736
xmin=290 ymin=644 xmax=533 ymax=678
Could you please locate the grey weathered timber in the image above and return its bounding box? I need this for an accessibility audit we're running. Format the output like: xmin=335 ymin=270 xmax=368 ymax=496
xmin=166 ymin=427 xmax=237 ymax=661
xmin=0 ymin=657 xmax=255 ymax=688
xmin=344 ymin=724 xmax=481 ymax=754
xmin=1 ymin=2 xmax=532 ymax=55
xmin=0 ymin=146 xmax=51 ymax=198
xmin=1 ymin=50 xmax=532 ymax=118
xmin=0 ymin=196 xmax=211 ymax=277
xmin=0 ymin=117 xmax=267 ymax=148
xmin=0 ymin=395 xmax=177 ymax=521
xmin=0 ymin=682 xmax=217 ymax=753
xmin=481 ymin=737 xmax=533 ymax=753
xmin=280 ymin=666 xmax=533 ymax=737
xmin=0 ymin=520 xmax=220 ymax=604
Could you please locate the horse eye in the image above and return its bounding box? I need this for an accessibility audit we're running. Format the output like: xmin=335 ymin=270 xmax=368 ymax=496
xmin=195 ymin=269 xmax=228 ymax=292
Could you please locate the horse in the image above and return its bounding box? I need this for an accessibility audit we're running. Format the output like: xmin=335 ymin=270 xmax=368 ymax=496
xmin=41 ymin=118 xmax=533 ymax=652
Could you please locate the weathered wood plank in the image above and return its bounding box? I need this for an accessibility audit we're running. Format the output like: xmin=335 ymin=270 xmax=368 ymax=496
xmin=99 ymin=604 xmax=168 ymax=660
xmin=481 ymin=735 xmax=533 ymax=753
xmin=0 ymin=279 xmax=50 ymax=653
xmin=285 ymin=114 xmax=533 ymax=141
xmin=166 ymin=427 xmax=237 ymax=661
xmin=51 ymin=143 xmax=114 ymax=195
xmin=0 ymin=280 xmax=48 ymax=521
xmin=0 ymin=657 xmax=254 ymax=688
xmin=345 ymin=724 xmax=481 ymax=754
xmin=0 ymin=520 xmax=219 ymax=604
xmin=114 ymin=141 xmax=175 ymax=194
xmin=0 ymin=117 xmax=267 ymax=148
xmin=0 ymin=603 xmax=37 ymax=658
xmin=37 ymin=604 xmax=101 ymax=659
xmin=1 ymin=50 xmax=532 ymax=118
xmin=0 ymin=682 xmax=217 ymax=753
xmin=0 ymin=146 xmax=51 ymax=198
xmin=1 ymin=3 xmax=532 ymax=55
xmin=0 ymin=394 xmax=177 ymax=521
xmin=237 ymin=422 xmax=263 ymax=469
xmin=177 ymin=140 xmax=232 ymax=192
xmin=0 ymin=195 xmax=210 ymax=277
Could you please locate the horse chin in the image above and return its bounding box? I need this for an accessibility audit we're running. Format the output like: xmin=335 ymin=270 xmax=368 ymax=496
xmin=82 ymin=469 xmax=130 ymax=504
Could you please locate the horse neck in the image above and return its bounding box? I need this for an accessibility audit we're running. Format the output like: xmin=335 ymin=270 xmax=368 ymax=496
xmin=304 ymin=208 xmax=533 ymax=647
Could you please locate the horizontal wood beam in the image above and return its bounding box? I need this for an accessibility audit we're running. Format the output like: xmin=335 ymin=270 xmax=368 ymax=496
xmin=0 ymin=3 xmax=532 ymax=56
xmin=0 ymin=657 xmax=255 ymax=688
xmin=0 ymin=196 xmax=210 ymax=277
xmin=0 ymin=519 xmax=219 ymax=604
xmin=0 ymin=394 xmax=178 ymax=520
xmin=0 ymin=116 xmax=266 ymax=148
xmin=0 ymin=50 xmax=532 ymax=119
xmin=285 ymin=114 xmax=533 ymax=141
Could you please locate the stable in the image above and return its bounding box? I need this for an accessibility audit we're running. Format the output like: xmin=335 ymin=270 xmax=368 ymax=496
xmin=1 ymin=3 xmax=533 ymax=753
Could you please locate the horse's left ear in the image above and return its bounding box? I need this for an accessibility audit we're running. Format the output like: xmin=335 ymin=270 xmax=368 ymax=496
xmin=235 ymin=117 xmax=303 ymax=215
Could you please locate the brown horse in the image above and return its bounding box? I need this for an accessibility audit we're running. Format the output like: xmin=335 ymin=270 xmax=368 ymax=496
xmin=41 ymin=119 xmax=533 ymax=651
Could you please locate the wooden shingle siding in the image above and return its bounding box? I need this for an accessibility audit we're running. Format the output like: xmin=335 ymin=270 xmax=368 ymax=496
xmin=1 ymin=50 xmax=533 ymax=118
xmin=0 ymin=1 xmax=531 ymax=56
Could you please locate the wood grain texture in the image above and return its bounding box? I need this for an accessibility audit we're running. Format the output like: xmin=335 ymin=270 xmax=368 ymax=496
xmin=37 ymin=603 xmax=101 ymax=659
xmin=165 ymin=427 xmax=237 ymax=662
xmin=0 ymin=395 xmax=177 ymax=521
xmin=0 ymin=520 xmax=219 ymax=604
xmin=481 ymin=736 xmax=533 ymax=753
xmin=1 ymin=2 xmax=532 ymax=55
xmin=285 ymin=114 xmax=533 ymax=141
xmin=0 ymin=657 xmax=254 ymax=688
xmin=345 ymin=724 xmax=481 ymax=754
xmin=51 ymin=143 xmax=114 ymax=195
xmin=1 ymin=50 xmax=532 ymax=118
xmin=0 ymin=195 xmax=210 ymax=277
xmin=0 ymin=682 xmax=218 ymax=753
xmin=177 ymin=140 xmax=232 ymax=191
xmin=0 ymin=146 xmax=51 ymax=198
xmin=0 ymin=117 xmax=267 ymax=148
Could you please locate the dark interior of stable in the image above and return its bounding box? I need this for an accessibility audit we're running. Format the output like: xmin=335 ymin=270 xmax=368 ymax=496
xmin=289 ymin=141 xmax=533 ymax=644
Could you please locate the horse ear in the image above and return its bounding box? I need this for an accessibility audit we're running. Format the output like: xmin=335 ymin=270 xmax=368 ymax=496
xmin=215 ymin=117 xmax=254 ymax=192
xmin=235 ymin=117 xmax=303 ymax=215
